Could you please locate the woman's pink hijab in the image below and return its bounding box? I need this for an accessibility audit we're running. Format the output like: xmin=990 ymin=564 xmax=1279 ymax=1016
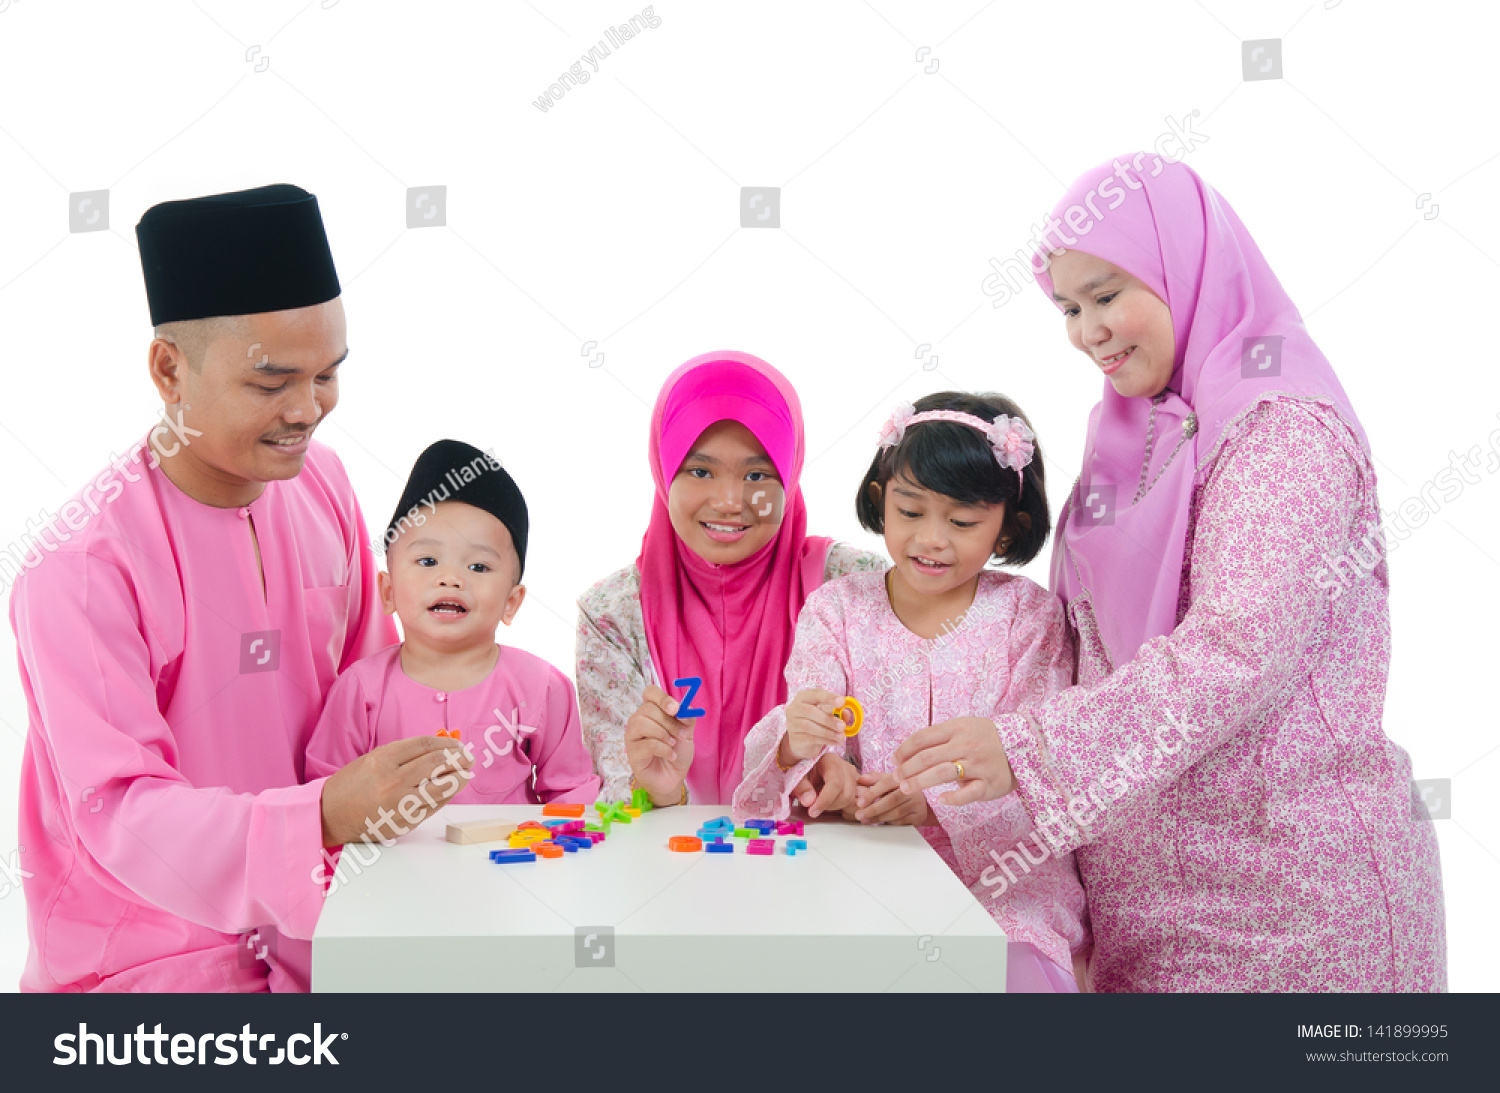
xmin=1034 ymin=154 xmax=1369 ymax=666
xmin=637 ymin=350 xmax=833 ymax=803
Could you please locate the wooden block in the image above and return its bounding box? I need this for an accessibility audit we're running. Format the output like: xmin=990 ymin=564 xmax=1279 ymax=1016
xmin=445 ymin=817 xmax=518 ymax=846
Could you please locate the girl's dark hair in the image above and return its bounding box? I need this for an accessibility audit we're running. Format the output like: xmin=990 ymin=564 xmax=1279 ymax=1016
xmin=855 ymin=391 xmax=1050 ymax=567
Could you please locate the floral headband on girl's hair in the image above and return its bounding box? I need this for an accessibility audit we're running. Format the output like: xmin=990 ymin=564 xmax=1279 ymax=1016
xmin=878 ymin=403 xmax=1037 ymax=496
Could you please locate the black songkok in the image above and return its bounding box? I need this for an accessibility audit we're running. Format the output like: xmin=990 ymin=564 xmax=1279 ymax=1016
xmin=136 ymin=183 xmax=341 ymax=324
xmin=386 ymin=441 xmax=530 ymax=580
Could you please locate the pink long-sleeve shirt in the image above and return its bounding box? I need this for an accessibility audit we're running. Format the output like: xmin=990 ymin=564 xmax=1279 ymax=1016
xmin=10 ymin=435 xmax=395 ymax=992
xmin=305 ymin=643 xmax=601 ymax=805
xmin=733 ymin=569 xmax=1090 ymax=975
xmin=997 ymin=399 xmax=1447 ymax=991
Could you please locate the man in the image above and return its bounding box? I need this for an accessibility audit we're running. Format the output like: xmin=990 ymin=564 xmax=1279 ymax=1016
xmin=11 ymin=183 xmax=468 ymax=991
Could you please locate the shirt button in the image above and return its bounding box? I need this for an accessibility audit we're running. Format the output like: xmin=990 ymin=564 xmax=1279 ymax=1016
xmin=436 ymin=693 xmax=447 ymax=703
xmin=237 ymin=507 xmax=250 ymax=520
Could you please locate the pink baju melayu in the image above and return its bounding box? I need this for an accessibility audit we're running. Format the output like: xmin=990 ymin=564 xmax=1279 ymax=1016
xmin=10 ymin=436 xmax=394 ymax=992
xmin=305 ymin=643 xmax=601 ymax=804
xmin=733 ymin=569 xmax=1090 ymax=987
xmin=993 ymin=155 xmax=1447 ymax=991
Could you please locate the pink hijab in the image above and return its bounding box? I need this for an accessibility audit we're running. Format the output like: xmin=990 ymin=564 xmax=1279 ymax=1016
xmin=1034 ymin=154 xmax=1369 ymax=667
xmin=637 ymin=350 xmax=834 ymax=803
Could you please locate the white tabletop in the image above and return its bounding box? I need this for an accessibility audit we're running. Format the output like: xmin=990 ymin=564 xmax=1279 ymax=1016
xmin=312 ymin=804 xmax=1007 ymax=992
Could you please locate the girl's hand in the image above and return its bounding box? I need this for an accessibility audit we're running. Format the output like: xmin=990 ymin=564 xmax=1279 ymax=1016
xmin=624 ymin=684 xmax=695 ymax=806
xmin=800 ymin=752 xmax=858 ymax=818
xmin=891 ymin=717 xmax=1014 ymax=806
xmin=852 ymin=771 xmax=935 ymax=826
xmin=779 ymin=688 xmax=848 ymax=765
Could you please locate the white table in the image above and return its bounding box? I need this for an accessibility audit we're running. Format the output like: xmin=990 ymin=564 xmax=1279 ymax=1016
xmin=313 ymin=804 xmax=1007 ymax=992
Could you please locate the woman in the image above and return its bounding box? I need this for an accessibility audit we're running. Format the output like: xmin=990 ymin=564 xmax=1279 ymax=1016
xmin=577 ymin=350 xmax=886 ymax=806
xmin=893 ymin=155 xmax=1445 ymax=991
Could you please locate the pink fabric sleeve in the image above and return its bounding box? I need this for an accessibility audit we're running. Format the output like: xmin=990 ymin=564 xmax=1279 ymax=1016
xmin=997 ymin=403 xmax=1361 ymax=856
xmin=575 ymin=591 xmax=645 ymax=804
xmin=732 ymin=587 xmax=852 ymax=819
xmin=529 ymin=668 xmax=603 ymax=804
xmin=304 ymin=669 xmax=373 ymax=781
xmin=341 ymin=493 xmax=399 ymax=669
xmin=12 ymin=554 xmax=330 ymax=941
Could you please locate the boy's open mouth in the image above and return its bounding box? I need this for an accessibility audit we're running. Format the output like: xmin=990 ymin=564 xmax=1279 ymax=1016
xmin=429 ymin=600 xmax=469 ymax=616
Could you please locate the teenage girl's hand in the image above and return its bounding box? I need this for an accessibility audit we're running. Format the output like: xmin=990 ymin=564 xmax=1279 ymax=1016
xmin=778 ymin=688 xmax=848 ymax=765
xmin=852 ymin=770 xmax=935 ymax=826
xmin=624 ymin=684 xmax=695 ymax=807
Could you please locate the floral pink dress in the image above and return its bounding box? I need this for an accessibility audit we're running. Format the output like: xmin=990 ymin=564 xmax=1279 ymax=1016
xmin=996 ymin=399 xmax=1447 ymax=991
xmin=733 ymin=569 xmax=1090 ymax=976
xmin=575 ymin=542 xmax=886 ymax=803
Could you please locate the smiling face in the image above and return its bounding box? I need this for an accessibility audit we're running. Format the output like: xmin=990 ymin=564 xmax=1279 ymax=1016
xmin=379 ymin=502 xmax=525 ymax=652
xmin=873 ymin=473 xmax=1008 ymax=597
xmin=667 ymin=420 xmax=785 ymax=564
xmin=148 ymin=298 xmax=347 ymax=505
xmin=1048 ymin=250 xmax=1176 ymax=399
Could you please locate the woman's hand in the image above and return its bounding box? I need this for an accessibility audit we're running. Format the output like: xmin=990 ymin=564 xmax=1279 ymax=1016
xmin=852 ymin=770 xmax=935 ymax=826
xmin=891 ymin=716 xmax=1015 ymax=806
xmin=779 ymin=688 xmax=848 ymax=764
xmin=624 ymin=684 xmax=695 ymax=806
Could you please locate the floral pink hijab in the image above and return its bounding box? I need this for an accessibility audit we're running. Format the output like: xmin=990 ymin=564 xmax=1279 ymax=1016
xmin=1034 ymin=154 xmax=1369 ymax=666
xmin=636 ymin=351 xmax=833 ymax=803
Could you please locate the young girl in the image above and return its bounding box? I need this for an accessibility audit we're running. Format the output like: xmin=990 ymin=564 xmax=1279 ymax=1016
xmin=733 ymin=392 xmax=1089 ymax=992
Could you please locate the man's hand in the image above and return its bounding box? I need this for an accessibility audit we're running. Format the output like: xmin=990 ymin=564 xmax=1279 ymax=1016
xmin=320 ymin=736 xmax=473 ymax=848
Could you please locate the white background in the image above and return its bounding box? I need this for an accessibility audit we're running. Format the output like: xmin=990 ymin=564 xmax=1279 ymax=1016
xmin=0 ymin=0 xmax=1494 ymax=992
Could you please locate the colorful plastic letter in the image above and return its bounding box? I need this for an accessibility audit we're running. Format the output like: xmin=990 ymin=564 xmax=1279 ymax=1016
xmin=833 ymin=696 xmax=863 ymax=736
xmin=490 ymin=849 xmax=536 ymax=863
xmin=671 ymin=676 xmax=707 ymax=719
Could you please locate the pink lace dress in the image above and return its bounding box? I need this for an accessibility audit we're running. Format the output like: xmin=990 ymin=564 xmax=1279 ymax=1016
xmin=997 ymin=398 xmax=1446 ymax=991
xmin=733 ymin=569 xmax=1090 ymax=980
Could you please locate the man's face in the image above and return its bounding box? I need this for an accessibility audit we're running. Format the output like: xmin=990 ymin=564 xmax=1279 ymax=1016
xmin=156 ymin=298 xmax=347 ymax=490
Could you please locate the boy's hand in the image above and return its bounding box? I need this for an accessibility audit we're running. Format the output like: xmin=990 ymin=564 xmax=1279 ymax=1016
xmin=780 ymin=688 xmax=847 ymax=765
xmin=853 ymin=770 xmax=935 ymax=827
xmin=624 ymin=684 xmax=695 ymax=806
xmin=320 ymin=736 xmax=473 ymax=848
